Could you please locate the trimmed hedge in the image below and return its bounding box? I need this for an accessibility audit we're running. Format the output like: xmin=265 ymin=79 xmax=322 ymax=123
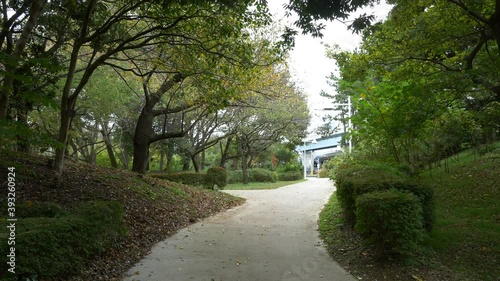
xmin=249 ymin=168 xmax=278 ymax=182
xmin=335 ymin=161 xmax=434 ymax=230
xmin=150 ymin=172 xmax=206 ymax=186
xmin=226 ymin=169 xmax=279 ymax=183
xmin=227 ymin=170 xmax=243 ymax=184
xmin=278 ymin=170 xmax=303 ymax=181
xmin=204 ymin=167 xmax=227 ymax=190
xmin=1 ymin=201 xmax=126 ymax=279
xmin=355 ymin=189 xmax=424 ymax=257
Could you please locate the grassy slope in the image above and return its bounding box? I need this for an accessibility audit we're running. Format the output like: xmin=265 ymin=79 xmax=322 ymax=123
xmin=422 ymin=144 xmax=500 ymax=280
xmin=319 ymin=143 xmax=500 ymax=281
xmin=0 ymin=151 xmax=244 ymax=280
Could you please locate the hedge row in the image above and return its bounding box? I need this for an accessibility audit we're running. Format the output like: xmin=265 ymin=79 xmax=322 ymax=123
xmin=152 ymin=168 xmax=293 ymax=186
xmin=334 ymin=161 xmax=434 ymax=257
xmin=150 ymin=172 xmax=206 ymax=186
xmin=227 ymin=168 xmax=279 ymax=183
xmin=1 ymin=201 xmax=126 ymax=279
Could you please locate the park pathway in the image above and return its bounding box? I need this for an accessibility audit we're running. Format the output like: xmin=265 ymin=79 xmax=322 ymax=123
xmin=123 ymin=177 xmax=355 ymax=281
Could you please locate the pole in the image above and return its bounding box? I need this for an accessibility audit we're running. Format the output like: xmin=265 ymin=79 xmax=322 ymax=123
xmin=303 ymin=142 xmax=307 ymax=179
xmin=348 ymin=95 xmax=352 ymax=154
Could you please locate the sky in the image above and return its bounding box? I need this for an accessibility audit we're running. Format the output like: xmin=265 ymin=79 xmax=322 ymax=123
xmin=267 ymin=1 xmax=393 ymax=135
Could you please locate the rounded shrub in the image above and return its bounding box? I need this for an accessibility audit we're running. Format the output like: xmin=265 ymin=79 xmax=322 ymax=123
xmin=278 ymin=170 xmax=303 ymax=181
xmin=204 ymin=167 xmax=227 ymax=190
xmin=249 ymin=168 xmax=278 ymax=182
xmin=355 ymin=189 xmax=424 ymax=258
xmin=150 ymin=172 xmax=206 ymax=186
xmin=334 ymin=160 xmax=434 ymax=230
xmin=226 ymin=170 xmax=243 ymax=184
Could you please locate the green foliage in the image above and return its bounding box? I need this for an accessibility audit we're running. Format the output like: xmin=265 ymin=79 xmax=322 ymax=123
xmin=278 ymin=170 xmax=303 ymax=181
xmin=318 ymin=169 xmax=330 ymax=178
xmin=227 ymin=168 xmax=279 ymax=183
xmin=335 ymin=160 xmax=433 ymax=230
xmin=355 ymin=189 xmax=424 ymax=258
xmin=149 ymin=172 xmax=206 ymax=186
xmin=0 ymin=201 xmax=126 ymax=279
xmin=226 ymin=170 xmax=243 ymax=184
xmin=204 ymin=167 xmax=227 ymax=190
xmin=249 ymin=168 xmax=278 ymax=183
xmin=15 ymin=202 xmax=68 ymax=218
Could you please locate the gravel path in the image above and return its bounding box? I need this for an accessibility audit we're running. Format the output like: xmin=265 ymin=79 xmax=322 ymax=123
xmin=123 ymin=178 xmax=355 ymax=281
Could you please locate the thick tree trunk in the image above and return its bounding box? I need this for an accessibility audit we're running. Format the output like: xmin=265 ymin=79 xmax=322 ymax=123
xmin=219 ymin=137 xmax=232 ymax=167
xmin=191 ymin=154 xmax=200 ymax=172
xmin=132 ymin=109 xmax=154 ymax=174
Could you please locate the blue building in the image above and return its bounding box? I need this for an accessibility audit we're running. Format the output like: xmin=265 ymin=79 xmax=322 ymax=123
xmin=297 ymin=133 xmax=345 ymax=175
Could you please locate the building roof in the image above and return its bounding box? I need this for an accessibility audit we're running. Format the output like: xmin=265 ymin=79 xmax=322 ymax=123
xmin=297 ymin=133 xmax=344 ymax=151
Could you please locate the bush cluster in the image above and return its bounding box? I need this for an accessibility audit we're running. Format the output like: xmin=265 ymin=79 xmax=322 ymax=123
xmin=334 ymin=160 xmax=434 ymax=257
xmin=204 ymin=167 xmax=227 ymax=190
xmin=249 ymin=168 xmax=278 ymax=182
xmin=278 ymin=170 xmax=303 ymax=181
xmin=150 ymin=172 xmax=206 ymax=186
xmin=355 ymin=189 xmax=424 ymax=257
xmin=226 ymin=170 xmax=243 ymax=184
xmin=226 ymin=168 xmax=279 ymax=183
xmin=1 ymin=201 xmax=126 ymax=279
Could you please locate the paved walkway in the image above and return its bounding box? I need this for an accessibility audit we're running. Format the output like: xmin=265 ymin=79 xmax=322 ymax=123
xmin=123 ymin=178 xmax=355 ymax=281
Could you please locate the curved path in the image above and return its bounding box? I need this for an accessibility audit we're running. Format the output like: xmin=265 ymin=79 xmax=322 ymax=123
xmin=123 ymin=178 xmax=354 ymax=281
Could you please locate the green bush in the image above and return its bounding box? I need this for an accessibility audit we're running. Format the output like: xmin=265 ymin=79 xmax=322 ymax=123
xmin=227 ymin=170 xmax=243 ymax=184
xmin=355 ymin=189 xmax=424 ymax=257
xmin=249 ymin=168 xmax=278 ymax=182
xmin=278 ymin=170 xmax=303 ymax=181
xmin=1 ymin=201 xmax=126 ymax=279
xmin=150 ymin=172 xmax=206 ymax=186
xmin=318 ymin=169 xmax=330 ymax=178
xmin=335 ymin=161 xmax=433 ymax=230
xmin=204 ymin=167 xmax=227 ymax=190
xmin=278 ymin=162 xmax=303 ymax=173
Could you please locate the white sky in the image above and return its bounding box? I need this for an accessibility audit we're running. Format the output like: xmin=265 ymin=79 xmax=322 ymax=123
xmin=267 ymin=1 xmax=392 ymax=135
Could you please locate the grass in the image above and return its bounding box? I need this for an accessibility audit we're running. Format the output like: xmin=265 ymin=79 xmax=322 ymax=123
xmin=421 ymin=143 xmax=500 ymax=281
xmin=318 ymin=142 xmax=500 ymax=280
xmin=224 ymin=179 xmax=306 ymax=190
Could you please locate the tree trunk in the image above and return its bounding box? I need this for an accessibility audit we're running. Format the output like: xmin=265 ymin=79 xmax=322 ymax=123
xmin=219 ymin=137 xmax=232 ymax=167
xmin=132 ymin=108 xmax=154 ymax=174
xmin=240 ymin=139 xmax=249 ymax=184
xmin=165 ymin=141 xmax=174 ymax=172
xmin=191 ymin=154 xmax=200 ymax=172
xmin=159 ymin=147 xmax=165 ymax=171
xmin=101 ymin=126 xmax=118 ymax=168
xmin=241 ymin=152 xmax=249 ymax=184
xmin=201 ymin=150 xmax=206 ymax=170
xmin=53 ymin=102 xmax=76 ymax=174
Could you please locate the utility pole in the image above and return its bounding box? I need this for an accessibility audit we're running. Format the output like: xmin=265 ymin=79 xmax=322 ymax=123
xmin=322 ymin=96 xmax=352 ymax=153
